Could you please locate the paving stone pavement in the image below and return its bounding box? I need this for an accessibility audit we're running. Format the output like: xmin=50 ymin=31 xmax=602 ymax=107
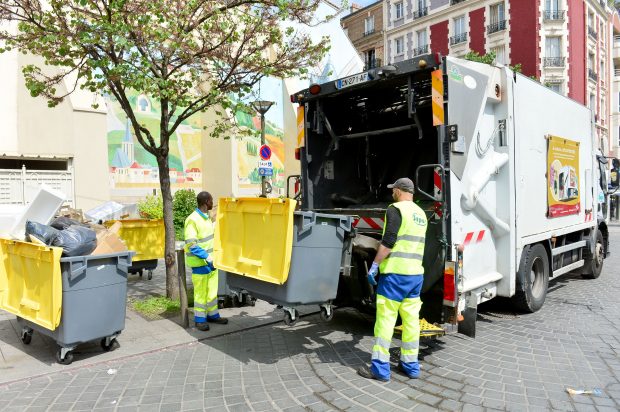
xmin=1 ymin=227 xmax=620 ymax=411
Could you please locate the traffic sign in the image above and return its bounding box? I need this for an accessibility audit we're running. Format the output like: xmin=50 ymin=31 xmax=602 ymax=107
xmin=258 ymin=159 xmax=273 ymax=177
xmin=259 ymin=145 xmax=272 ymax=161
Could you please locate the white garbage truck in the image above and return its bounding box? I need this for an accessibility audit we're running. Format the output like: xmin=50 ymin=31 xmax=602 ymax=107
xmin=285 ymin=54 xmax=615 ymax=336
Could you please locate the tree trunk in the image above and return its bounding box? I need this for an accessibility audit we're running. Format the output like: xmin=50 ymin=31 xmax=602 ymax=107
xmin=156 ymin=155 xmax=180 ymax=299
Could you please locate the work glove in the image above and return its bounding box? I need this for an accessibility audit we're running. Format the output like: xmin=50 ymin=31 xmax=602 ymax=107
xmin=367 ymin=262 xmax=379 ymax=286
xmin=189 ymin=245 xmax=209 ymax=259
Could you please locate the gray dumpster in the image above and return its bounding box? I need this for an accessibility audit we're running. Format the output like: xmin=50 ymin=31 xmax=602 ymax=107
xmin=226 ymin=211 xmax=352 ymax=324
xmin=17 ymin=251 xmax=132 ymax=364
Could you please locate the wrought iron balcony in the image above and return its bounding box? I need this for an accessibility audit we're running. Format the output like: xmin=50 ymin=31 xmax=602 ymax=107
xmin=364 ymin=58 xmax=382 ymax=70
xmin=413 ymin=7 xmax=428 ymax=20
xmin=413 ymin=45 xmax=429 ymax=56
xmin=589 ymin=68 xmax=598 ymax=81
xmin=543 ymin=57 xmax=565 ymax=67
xmin=543 ymin=10 xmax=565 ymax=21
xmin=363 ymin=28 xmax=376 ymax=37
xmin=450 ymin=0 xmax=467 ymax=5
xmin=450 ymin=32 xmax=468 ymax=46
xmin=588 ymin=26 xmax=598 ymax=40
xmin=487 ymin=20 xmax=507 ymax=34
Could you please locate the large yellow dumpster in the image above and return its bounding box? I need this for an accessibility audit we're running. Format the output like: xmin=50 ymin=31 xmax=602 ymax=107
xmin=0 ymin=238 xmax=63 ymax=330
xmin=104 ymin=219 xmax=164 ymax=279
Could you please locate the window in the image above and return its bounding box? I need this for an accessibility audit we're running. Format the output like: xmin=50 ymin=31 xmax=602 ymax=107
xmin=395 ymin=2 xmax=404 ymax=20
xmin=547 ymin=82 xmax=562 ymax=94
xmin=364 ymin=16 xmax=375 ymax=34
xmin=365 ymin=49 xmax=377 ymax=68
xmin=618 ymin=92 xmax=620 ymax=111
xmin=588 ymin=12 xmax=594 ymax=28
xmin=417 ymin=29 xmax=427 ymax=47
xmin=590 ymin=93 xmax=596 ymax=110
xmin=601 ymin=61 xmax=605 ymax=80
xmin=395 ymin=37 xmax=404 ymax=55
xmin=546 ymin=37 xmax=561 ymax=57
xmin=490 ymin=2 xmax=505 ymax=24
xmin=417 ymin=0 xmax=427 ymax=10
xmin=545 ymin=0 xmax=559 ymax=12
xmin=454 ymin=16 xmax=466 ymax=35
xmin=492 ymin=46 xmax=506 ymax=65
xmin=589 ymin=53 xmax=595 ymax=70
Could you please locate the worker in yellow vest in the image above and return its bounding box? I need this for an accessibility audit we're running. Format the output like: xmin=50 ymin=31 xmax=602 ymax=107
xmin=184 ymin=191 xmax=228 ymax=331
xmin=358 ymin=178 xmax=427 ymax=382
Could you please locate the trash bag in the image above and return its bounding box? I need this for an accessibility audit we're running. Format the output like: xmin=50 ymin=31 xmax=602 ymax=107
xmin=52 ymin=225 xmax=97 ymax=257
xmin=25 ymin=221 xmax=59 ymax=245
xmin=50 ymin=216 xmax=86 ymax=230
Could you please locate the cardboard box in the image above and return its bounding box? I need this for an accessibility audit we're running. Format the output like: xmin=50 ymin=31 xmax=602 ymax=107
xmin=91 ymin=224 xmax=128 ymax=255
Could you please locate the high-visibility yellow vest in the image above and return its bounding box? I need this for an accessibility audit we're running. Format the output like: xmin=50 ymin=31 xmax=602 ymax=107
xmin=379 ymin=201 xmax=427 ymax=275
xmin=184 ymin=210 xmax=214 ymax=268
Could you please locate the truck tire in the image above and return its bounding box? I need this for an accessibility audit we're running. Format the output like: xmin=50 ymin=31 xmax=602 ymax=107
xmin=582 ymin=229 xmax=604 ymax=279
xmin=512 ymin=244 xmax=549 ymax=313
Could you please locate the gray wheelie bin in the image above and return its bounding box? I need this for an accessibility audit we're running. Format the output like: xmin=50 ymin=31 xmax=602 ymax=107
xmin=214 ymin=198 xmax=352 ymax=325
xmin=16 ymin=251 xmax=132 ymax=364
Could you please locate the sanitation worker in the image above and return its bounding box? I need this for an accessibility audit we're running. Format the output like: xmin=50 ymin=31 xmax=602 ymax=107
xmin=357 ymin=177 xmax=427 ymax=382
xmin=184 ymin=191 xmax=228 ymax=331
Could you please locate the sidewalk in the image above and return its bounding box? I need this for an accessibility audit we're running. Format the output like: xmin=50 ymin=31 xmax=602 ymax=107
xmin=0 ymin=262 xmax=318 ymax=384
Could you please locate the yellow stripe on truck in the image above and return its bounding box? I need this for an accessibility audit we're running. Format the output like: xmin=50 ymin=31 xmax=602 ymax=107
xmin=297 ymin=106 xmax=305 ymax=147
xmin=431 ymin=69 xmax=445 ymax=126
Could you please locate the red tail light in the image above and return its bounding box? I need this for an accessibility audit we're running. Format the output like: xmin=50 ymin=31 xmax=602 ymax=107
xmin=294 ymin=180 xmax=300 ymax=195
xmin=294 ymin=147 xmax=301 ymax=160
xmin=309 ymin=84 xmax=321 ymax=95
xmin=443 ymin=265 xmax=456 ymax=306
xmin=290 ymin=94 xmax=296 ymax=103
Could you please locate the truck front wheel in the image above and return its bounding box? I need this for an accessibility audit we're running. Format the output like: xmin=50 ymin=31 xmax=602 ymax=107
xmin=512 ymin=244 xmax=549 ymax=313
xmin=582 ymin=229 xmax=604 ymax=279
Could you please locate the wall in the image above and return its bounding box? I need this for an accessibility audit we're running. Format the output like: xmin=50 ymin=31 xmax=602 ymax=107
xmin=469 ymin=8 xmax=486 ymax=54
xmin=509 ymin=0 xmax=539 ymax=77
xmin=431 ymin=21 xmax=450 ymax=56
xmin=568 ymin=0 xmax=586 ymax=105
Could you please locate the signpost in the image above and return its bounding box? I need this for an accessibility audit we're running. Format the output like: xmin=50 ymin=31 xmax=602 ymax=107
xmin=258 ymin=145 xmax=273 ymax=177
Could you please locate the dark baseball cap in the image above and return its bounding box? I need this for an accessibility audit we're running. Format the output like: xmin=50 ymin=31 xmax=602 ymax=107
xmin=387 ymin=177 xmax=415 ymax=193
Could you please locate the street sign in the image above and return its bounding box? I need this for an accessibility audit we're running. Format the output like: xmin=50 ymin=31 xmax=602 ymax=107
xmin=258 ymin=160 xmax=273 ymax=176
xmin=259 ymin=145 xmax=272 ymax=161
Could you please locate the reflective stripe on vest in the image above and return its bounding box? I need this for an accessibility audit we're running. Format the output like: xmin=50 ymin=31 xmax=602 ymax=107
xmin=184 ymin=211 xmax=215 ymax=268
xmin=379 ymin=201 xmax=427 ymax=275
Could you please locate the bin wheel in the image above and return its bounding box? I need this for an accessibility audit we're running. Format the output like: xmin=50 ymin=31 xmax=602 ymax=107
xmin=101 ymin=338 xmax=119 ymax=352
xmin=320 ymin=307 xmax=334 ymax=322
xmin=283 ymin=310 xmax=298 ymax=326
xmin=147 ymin=270 xmax=153 ymax=280
xmin=139 ymin=269 xmax=143 ymax=278
xmin=55 ymin=349 xmax=74 ymax=365
xmin=21 ymin=333 xmax=32 ymax=345
xmin=249 ymin=298 xmax=256 ymax=307
xmin=232 ymin=295 xmax=241 ymax=307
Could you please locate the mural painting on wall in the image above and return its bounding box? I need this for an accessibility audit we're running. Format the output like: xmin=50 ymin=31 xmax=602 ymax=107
xmin=235 ymin=76 xmax=285 ymax=197
xmin=107 ymin=91 xmax=203 ymax=198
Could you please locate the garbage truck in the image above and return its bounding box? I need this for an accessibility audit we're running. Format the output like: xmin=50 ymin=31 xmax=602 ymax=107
xmin=219 ymin=54 xmax=615 ymax=337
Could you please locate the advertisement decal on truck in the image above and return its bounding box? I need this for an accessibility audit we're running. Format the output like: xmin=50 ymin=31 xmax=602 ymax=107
xmin=548 ymin=135 xmax=581 ymax=218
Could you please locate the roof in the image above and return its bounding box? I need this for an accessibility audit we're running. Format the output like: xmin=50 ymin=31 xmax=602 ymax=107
xmin=123 ymin=118 xmax=133 ymax=143
xmin=111 ymin=148 xmax=131 ymax=168
xmin=340 ymin=0 xmax=382 ymax=22
xmin=186 ymin=168 xmax=201 ymax=173
xmin=129 ymin=162 xmax=141 ymax=169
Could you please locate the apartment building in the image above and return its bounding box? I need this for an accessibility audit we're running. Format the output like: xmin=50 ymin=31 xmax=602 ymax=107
xmin=341 ymin=1 xmax=386 ymax=69
xmin=612 ymin=11 xmax=620 ymax=158
xmin=341 ymin=0 xmax=614 ymax=155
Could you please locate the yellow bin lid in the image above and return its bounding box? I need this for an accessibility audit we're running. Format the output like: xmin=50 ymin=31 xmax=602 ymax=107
xmin=213 ymin=198 xmax=297 ymax=285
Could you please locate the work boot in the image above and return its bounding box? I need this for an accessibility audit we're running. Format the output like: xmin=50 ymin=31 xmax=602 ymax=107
xmin=357 ymin=366 xmax=389 ymax=382
xmin=209 ymin=317 xmax=228 ymax=325
xmin=398 ymin=364 xmax=419 ymax=379
xmin=196 ymin=322 xmax=210 ymax=331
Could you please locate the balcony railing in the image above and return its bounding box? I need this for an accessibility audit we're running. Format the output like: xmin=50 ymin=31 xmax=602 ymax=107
xmin=589 ymin=68 xmax=598 ymax=81
xmin=543 ymin=10 xmax=565 ymax=21
xmin=413 ymin=7 xmax=428 ymax=20
xmin=615 ymin=68 xmax=620 ymax=77
xmin=413 ymin=45 xmax=429 ymax=56
xmin=614 ymin=35 xmax=620 ymax=46
xmin=364 ymin=58 xmax=382 ymax=70
xmin=588 ymin=26 xmax=598 ymax=39
xmin=450 ymin=32 xmax=468 ymax=45
xmin=363 ymin=28 xmax=376 ymax=37
xmin=487 ymin=20 xmax=507 ymax=34
xmin=450 ymin=0 xmax=467 ymax=5
xmin=543 ymin=57 xmax=565 ymax=67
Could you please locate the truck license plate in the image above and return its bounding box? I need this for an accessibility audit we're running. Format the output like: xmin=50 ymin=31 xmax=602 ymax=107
xmin=335 ymin=72 xmax=369 ymax=90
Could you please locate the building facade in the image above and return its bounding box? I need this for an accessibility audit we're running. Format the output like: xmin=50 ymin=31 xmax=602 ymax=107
xmin=341 ymin=1 xmax=386 ymax=69
xmin=342 ymin=0 xmax=615 ymax=155
xmin=612 ymin=11 xmax=620 ymax=158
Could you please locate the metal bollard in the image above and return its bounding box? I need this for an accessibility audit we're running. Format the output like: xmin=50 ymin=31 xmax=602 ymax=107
xmin=176 ymin=249 xmax=189 ymax=328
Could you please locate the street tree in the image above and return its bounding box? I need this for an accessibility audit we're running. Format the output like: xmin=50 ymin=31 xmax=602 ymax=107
xmin=0 ymin=0 xmax=329 ymax=298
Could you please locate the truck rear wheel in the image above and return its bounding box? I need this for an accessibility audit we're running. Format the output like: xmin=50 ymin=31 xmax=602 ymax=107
xmin=512 ymin=244 xmax=549 ymax=313
xmin=582 ymin=229 xmax=604 ymax=279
